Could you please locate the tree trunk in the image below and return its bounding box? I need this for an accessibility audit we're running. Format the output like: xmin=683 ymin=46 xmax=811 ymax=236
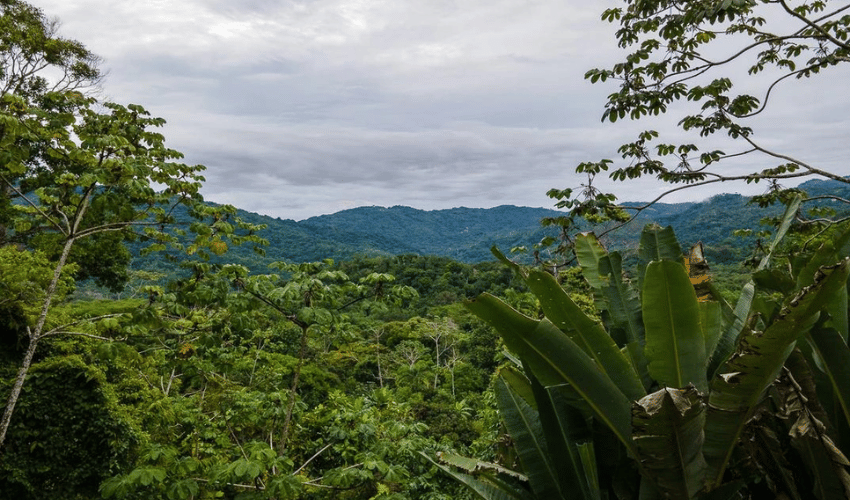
xmin=279 ymin=324 xmax=309 ymax=455
xmin=0 ymin=236 xmax=74 ymax=449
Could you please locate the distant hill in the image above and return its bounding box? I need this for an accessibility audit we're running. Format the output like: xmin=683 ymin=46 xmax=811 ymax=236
xmin=130 ymin=178 xmax=850 ymax=271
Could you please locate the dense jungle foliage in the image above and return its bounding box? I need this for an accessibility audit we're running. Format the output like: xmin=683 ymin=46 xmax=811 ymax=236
xmin=3 ymin=0 xmax=850 ymax=499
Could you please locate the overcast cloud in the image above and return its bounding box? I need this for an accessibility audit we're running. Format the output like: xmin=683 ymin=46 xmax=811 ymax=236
xmin=34 ymin=0 xmax=850 ymax=220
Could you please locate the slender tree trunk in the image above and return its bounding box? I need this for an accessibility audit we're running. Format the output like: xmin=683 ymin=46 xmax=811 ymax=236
xmin=279 ymin=324 xmax=309 ymax=455
xmin=374 ymin=329 xmax=383 ymax=388
xmin=0 ymin=331 xmax=39 ymax=447
xmin=0 ymin=236 xmax=75 ymax=449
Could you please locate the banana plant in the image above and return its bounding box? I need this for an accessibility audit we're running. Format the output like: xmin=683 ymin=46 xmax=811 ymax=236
xmin=431 ymin=199 xmax=850 ymax=499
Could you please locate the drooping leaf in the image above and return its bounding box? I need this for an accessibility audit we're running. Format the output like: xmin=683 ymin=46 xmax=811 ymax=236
xmin=436 ymin=452 xmax=528 ymax=482
xmin=421 ymin=453 xmax=535 ymax=500
xmin=496 ymin=375 xmax=564 ymax=499
xmin=529 ymin=371 xmax=596 ymax=500
xmin=704 ymin=259 xmax=850 ymax=487
xmin=807 ymin=327 xmax=850 ymax=436
xmin=642 ymin=260 xmax=708 ymax=392
xmin=525 ymin=268 xmax=645 ymax=400
xmin=465 ymin=294 xmax=635 ymax=455
xmin=632 ymin=386 xmax=708 ymax=499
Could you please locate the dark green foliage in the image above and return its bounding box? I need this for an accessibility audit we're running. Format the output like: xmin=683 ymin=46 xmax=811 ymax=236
xmin=443 ymin=216 xmax=850 ymax=499
xmin=0 ymin=356 xmax=137 ymax=498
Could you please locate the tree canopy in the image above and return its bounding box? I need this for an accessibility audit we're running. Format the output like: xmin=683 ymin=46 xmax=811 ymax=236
xmin=548 ymin=0 xmax=850 ymax=248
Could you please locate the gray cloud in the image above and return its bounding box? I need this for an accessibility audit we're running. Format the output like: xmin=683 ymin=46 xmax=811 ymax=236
xmin=34 ymin=0 xmax=850 ymax=221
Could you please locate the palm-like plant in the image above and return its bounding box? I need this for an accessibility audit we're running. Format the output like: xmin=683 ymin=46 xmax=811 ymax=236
xmin=430 ymin=198 xmax=850 ymax=499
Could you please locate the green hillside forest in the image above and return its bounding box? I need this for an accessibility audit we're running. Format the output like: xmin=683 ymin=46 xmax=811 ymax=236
xmin=4 ymin=1 xmax=850 ymax=499
xmin=123 ymin=177 xmax=850 ymax=279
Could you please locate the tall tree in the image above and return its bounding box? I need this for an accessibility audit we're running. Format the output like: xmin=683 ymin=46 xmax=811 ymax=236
xmin=0 ymin=89 xmax=210 ymax=447
xmin=547 ymin=0 xmax=850 ymax=246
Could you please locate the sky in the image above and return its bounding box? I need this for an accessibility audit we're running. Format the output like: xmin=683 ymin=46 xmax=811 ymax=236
xmin=33 ymin=0 xmax=850 ymax=221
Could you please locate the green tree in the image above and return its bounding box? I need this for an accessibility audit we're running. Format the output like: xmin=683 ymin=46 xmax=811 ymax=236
xmin=0 ymin=0 xmax=101 ymax=102
xmin=0 ymin=91 xmax=212 ymax=447
xmin=548 ymin=0 xmax=850 ymax=245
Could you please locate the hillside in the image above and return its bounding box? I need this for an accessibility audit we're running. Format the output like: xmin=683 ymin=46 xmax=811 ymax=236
xmin=129 ymin=178 xmax=850 ymax=272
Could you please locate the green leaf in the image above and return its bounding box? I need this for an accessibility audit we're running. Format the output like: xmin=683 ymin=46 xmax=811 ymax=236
xmin=599 ymin=252 xmax=645 ymax=346
xmin=525 ymin=268 xmax=645 ymax=400
xmin=623 ymin=342 xmax=652 ymax=390
xmin=708 ymin=281 xmax=754 ymax=379
xmin=704 ymin=258 xmax=850 ymax=487
xmin=638 ymin=225 xmax=683 ymax=286
xmin=577 ymin=442 xmax=602 ymax=500
xmin=499 ymin=365 xmax=537 ymax=410
xmin=529 ymin=371 xmax=596 ymax=500
xmin=807 ymin=327 xmax=850 ymax=434
xmin=437 ymin=451 xmax=528 ymax=481
xmin=632 ymin=386 xmax=708 ymax=499
xmin=575 ymin=234 xmax=645 ymax=346
xmin=466 ymin=294 xmax=635 ymax=455
xmin=496 ymin=375 xmax=564 ymax=499
xmin=758 ymin=195 xmax=802 ymax=272
xmin=700 ymin=301 xmax=723 ymax=361
xmin=643 ymin=260 xmax=708 ymax=392
xmin=421 ymin=453 xmax=535 ymax=500
xmin=574 ymin=233 xmax=609 ymax=290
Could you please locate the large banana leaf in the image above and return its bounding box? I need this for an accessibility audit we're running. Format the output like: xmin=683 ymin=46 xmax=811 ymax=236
xmin=500 ymin=365 xmax=537 ymax=409
xmin=528 ymin=372 xmax=597 ymax=500
xmin=632 ymin=386 xmax=708 ymax=499
xmin=708 ymin=282 xmax=754 ymax=380
xmin=700 ymin=301 xmax=723 ymax=363
xmin=574 ymin=232 xmax=610 ymax=290
xmin=599 ymin=251 xmax=645 ymax=346
xmin=623 ymin=341 xmax=652 ymax=390
xmin=704 ymin=259 xmax=850 ymax=487
xmin=638 ymin=225 xmax=683 ymax=287
xmin=576 ymin=233 xmax=644 ymax=346
xmin=465 ymin=294 xmax=636 ymax=455
xmin=760 ymin=195 xmax=802 ymax=273
xmin=642 ymin=260 xmax=708 ymax=392
xmin=525 ymin=268 xmax=645 ymax=400
xmin=496 ymin=375 xmax=564 ymax=499
xmin=807 ymin=326 xmax=850 ymax=435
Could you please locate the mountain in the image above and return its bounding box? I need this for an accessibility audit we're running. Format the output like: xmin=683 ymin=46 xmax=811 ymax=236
xmin=131 ymin=178 xmax=850 ymax=271
xmin=225 ymin=204 xmax=562 ymax=264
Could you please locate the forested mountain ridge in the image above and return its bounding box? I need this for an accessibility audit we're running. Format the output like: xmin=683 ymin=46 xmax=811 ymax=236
xmin=134 ymin=178 xmax=850 ymax=270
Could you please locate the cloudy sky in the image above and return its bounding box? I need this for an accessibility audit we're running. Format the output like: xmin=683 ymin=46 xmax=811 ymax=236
xmin=34 ymin=0 xmax=850 ymax=220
